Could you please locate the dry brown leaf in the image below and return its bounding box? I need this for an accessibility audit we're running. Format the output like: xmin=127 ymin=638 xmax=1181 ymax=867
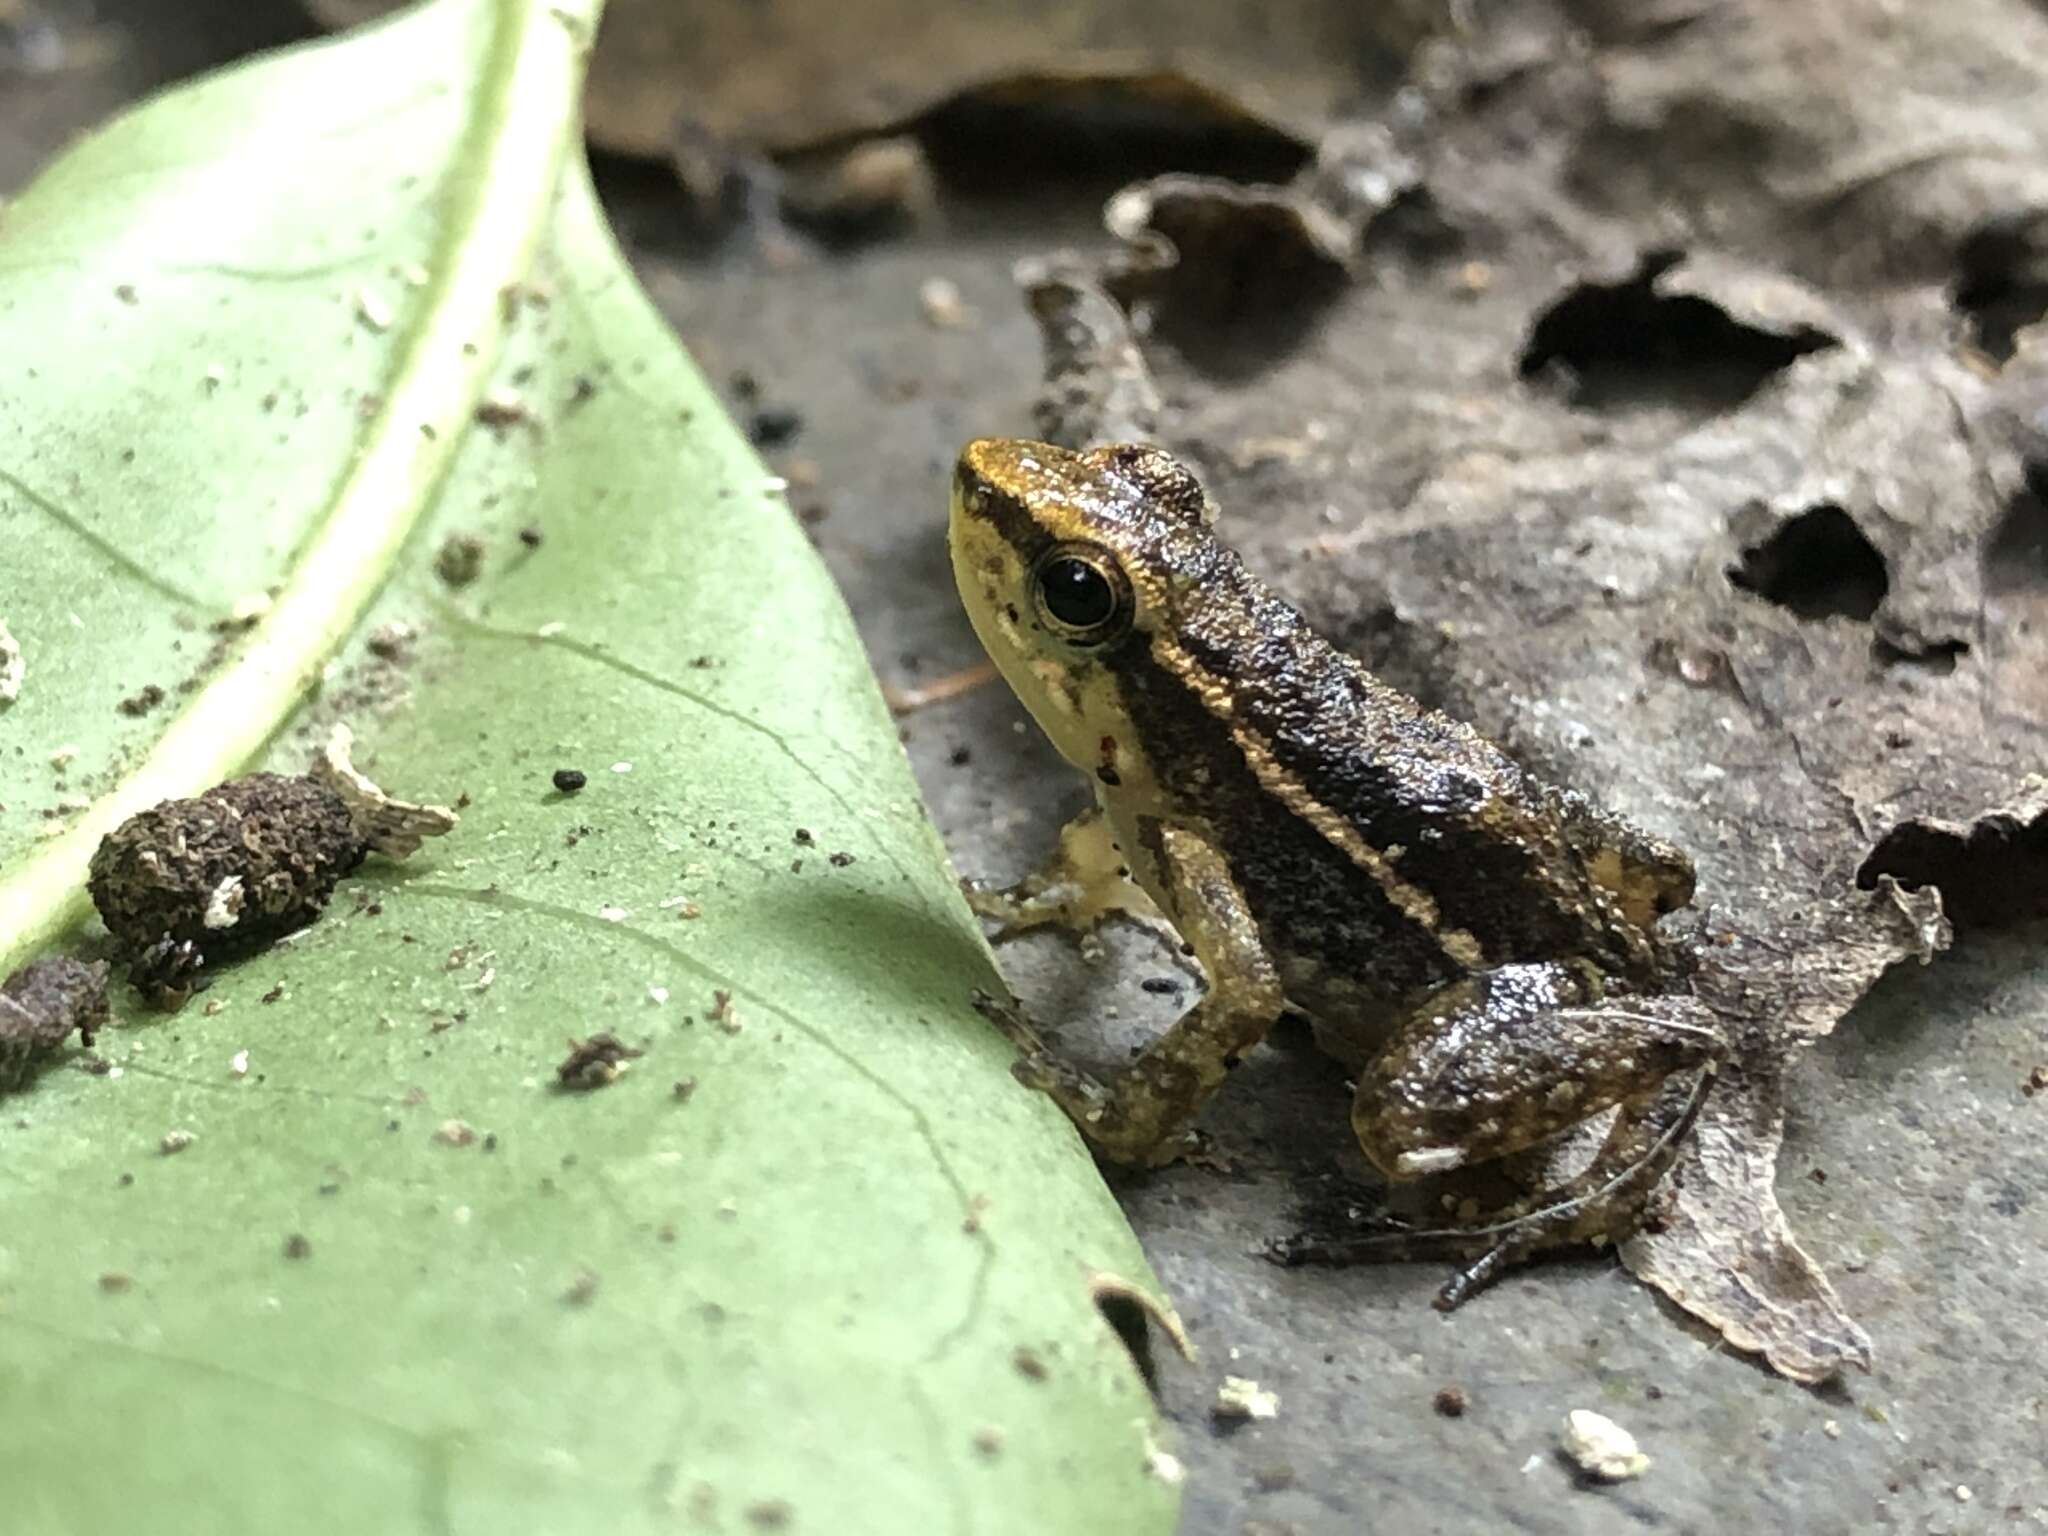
xmin=306 ymin=0 xmax=1445 ymax=159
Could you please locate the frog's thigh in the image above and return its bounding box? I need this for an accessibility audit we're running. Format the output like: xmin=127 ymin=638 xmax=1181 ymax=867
xmin=1015 ymin=822 xmax=1284 ymax=1167
xmin=964 ymin=804 xmax=1159 ymax=938
xmin=1351 ymin=962 xmax=1723 ymax=1179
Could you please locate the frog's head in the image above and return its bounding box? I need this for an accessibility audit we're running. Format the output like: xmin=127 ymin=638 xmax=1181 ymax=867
xmin=948 ymin=437 xmax=1216 ymax=780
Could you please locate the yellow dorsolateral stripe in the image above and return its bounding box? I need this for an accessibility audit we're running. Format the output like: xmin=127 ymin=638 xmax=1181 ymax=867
xmin=1152 ymin=634 xmax=1489 ymax=971
xmin=0 ymin=0 xmax=605 ymax=976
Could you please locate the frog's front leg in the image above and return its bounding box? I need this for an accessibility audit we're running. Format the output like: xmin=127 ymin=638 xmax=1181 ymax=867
xmin=963 ymin=804 xmax=1161 ymax=941
xmin=1279 ymin=961 xmax=1724 ymax=1306
xmin=974 ymin=822 xmax=1283 ymax=1167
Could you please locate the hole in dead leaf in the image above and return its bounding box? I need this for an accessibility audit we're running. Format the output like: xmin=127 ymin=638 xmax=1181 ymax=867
xmin=1858 ymin=807 xmax=2048 ymax=928
xmin=1984 ymin=463 xmax=2048 ymax=598
xmin=1520 ymin=250 xmax=1835 ymax=410
xmin=1727 ymin=505 xmax=1889 ymax=622
xmin=1953 ymin=223 xmax=2048 ymax=364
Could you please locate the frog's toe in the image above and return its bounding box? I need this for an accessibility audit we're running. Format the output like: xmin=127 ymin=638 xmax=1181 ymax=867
xmin=1260 ymin=1211 xmax=1423 ymax=1269
xmin=1009 ymin=1053 xmax=1062 ymax=1093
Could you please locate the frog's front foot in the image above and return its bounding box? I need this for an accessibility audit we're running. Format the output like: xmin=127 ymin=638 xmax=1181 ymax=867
xmin=960 ymin=806 xmax=1159 ymax=945
xmin=962 ymin=877 xmax=1075 ymax=943
xmin=969 ymin=988 xmax=1204 ymax=1168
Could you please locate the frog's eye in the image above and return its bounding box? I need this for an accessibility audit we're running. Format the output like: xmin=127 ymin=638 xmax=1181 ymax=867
xmin=1031 ymin=542 xmax=1131 ymax=646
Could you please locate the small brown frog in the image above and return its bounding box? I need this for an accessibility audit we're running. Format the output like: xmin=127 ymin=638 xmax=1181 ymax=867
xmin=949 ymin=437 xmax=1724 ymax=1308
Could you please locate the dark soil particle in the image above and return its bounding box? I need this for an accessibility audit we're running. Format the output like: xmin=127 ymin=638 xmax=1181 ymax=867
xmin=1432 ymin=1386 xmax=1468 ymax=1418
xmin=518 ymin=525 xmax=544 ymax=548
xmin=552 ymin=768 xmax=587 ymax=793
xmin=746 ymin=405 xmax=804 ymax=448
xmin=829 ymin=851 xmax=855 ymax=867
xmin=117 ymin=683 xmax=166 ymax=717
xmin=433 ymin=532 xmax=486 ymax=588
xmin=556 ymin=1031 xmax=644 ymax=1088
xmin=0 ymin=956 xmax=110 ymax=1089
xmin=283 ymin=1233 xmax=311 ymax=1260
xmin=88 ymin=773 xmax=364 ymax=966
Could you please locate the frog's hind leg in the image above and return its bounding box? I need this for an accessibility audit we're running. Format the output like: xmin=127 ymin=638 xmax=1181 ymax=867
xmin=1271 ymin=961 xmax=1724 ymax=1307
xmin=963 ymin=804 xmax=1163 ymax=940
xmin=1271 ymin=1072 xmax=1711 ymax=1309
xmin=973 ymin=822 xmax=1285 ymax=1167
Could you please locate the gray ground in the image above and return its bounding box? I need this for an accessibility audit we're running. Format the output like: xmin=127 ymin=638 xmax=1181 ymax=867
xmin=7 ymin=5 xmax=2046 ymax=1534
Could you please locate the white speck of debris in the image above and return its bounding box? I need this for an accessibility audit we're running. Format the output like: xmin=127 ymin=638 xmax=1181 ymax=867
xmin=400 ymin=263 xmax=431 ymax=289
xmin=1822 ymin=1419 xmax=1841 ymax=1439
xmin=105 ymin=1065 xmax=123 ymax=1080
xmin=0 ymin=618 xmax=22 ymax=704
xmin=1561 ymin=1410 xmax=1649 ymax=1482
xmin=435 ymin=1119 xmax=477 ymax=1147
xmin=452 ymin=1205 xmax=473 ymax=1226
xmin=659 ymin=896 xmax=689 ymax=910
xmin=229 ymin=1050 xmax=250 ymax=1078
xmin=1142 ymin=1428 xmax=1185 ymax=1487
xmin=202 ymin=875 xmax=246 ymax=931
xmin=1956 ymin=1486 xmax=1973 ymax=1504
xmin=761 ymin=477 xmax=789 ymax=494
xmin=229 ymin=591 xmax=273 ymax=625
xmin=50 ymin=743 xmax=79 ymax=768
xmin=647 ymin=986 xmax=669 ymax=1005
xmin=473 ymin=967 xmax=496 ymax=992
xmin=536 ymin=621 xmax=566 ymax=638
xmin=1519 ymin=1454 xmax=1544 ymax=1476
xmin=1213 ymin=1376 xmax=1280 ymax=1422
xmin=160 ymin=1129 xmax=195 ymax=1155
xmin=599 ymin=905 xmax=628 ymax=923
xmin=203 ymin=363 xmax=226 ymax=389
xmin=918 ymin=276 xmax=977 ymax=329
xmin=355 ymin=287 xmax=394 ymax=333
xmin=610 ymin=761 xmax=632 ymax=774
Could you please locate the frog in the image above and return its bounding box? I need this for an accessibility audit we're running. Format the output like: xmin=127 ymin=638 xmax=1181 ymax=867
xmin=947 ymin=436 xmax=1726 ymax=1309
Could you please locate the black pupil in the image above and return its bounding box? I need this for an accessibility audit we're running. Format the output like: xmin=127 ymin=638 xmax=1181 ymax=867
xmin=1041 ymin=557 xmax=1115 ymax=629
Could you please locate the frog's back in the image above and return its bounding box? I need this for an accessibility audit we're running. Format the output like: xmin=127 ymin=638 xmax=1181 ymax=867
xmin=1120 ymin=546 xmax=1660 ymax=992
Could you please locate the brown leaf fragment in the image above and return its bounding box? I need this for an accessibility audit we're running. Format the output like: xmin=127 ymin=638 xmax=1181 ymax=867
xmin=0 ymin=956 xmax=109 ymax=1090
xmin=1621 ymin=880 xmax=1950 ymax=1381
xmin=310 ymin=723 xmax=459 ymax=858
xmin=1014 ymin=256 xmax=1162 ymax=450
xmin=1097 ymin=123 xmax=1425 ymax=328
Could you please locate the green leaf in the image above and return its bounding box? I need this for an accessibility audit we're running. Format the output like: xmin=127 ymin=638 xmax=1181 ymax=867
xmin=0 ymin=4 xmax=1179 ymax=1532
